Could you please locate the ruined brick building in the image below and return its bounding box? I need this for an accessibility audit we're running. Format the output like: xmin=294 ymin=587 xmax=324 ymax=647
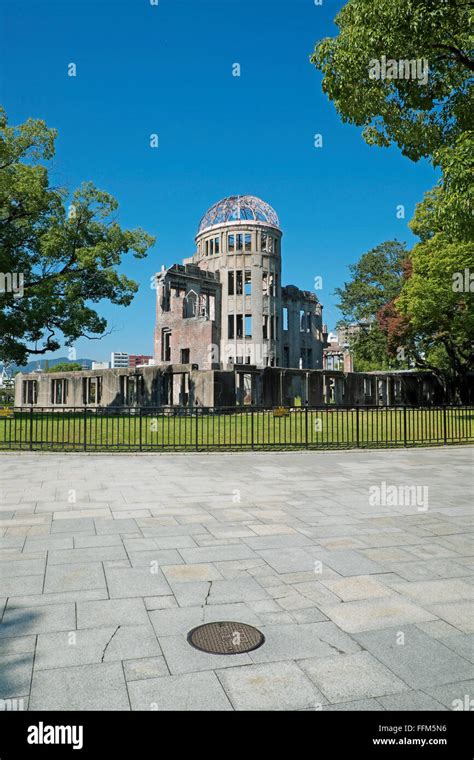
xmin=16 ymin=195 xmax=471 ymax=409
xmin=154 ymin=195 xmax=323 ymax=371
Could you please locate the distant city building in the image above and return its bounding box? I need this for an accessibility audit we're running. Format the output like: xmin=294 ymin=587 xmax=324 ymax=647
xmin=323 ymin=324 xmax=354 ymax=373
xmin=129 ymin=355 xmax=153 ymax=368
xmin=111 ymin=352 xmax=129 ymax=368
xmin=0 ymin=366 xmax=12 ymax=388
xmin=92 ymin=361 xmax=110 ymax=370
xmin=337 ymin=320 xmax=372 ymax=348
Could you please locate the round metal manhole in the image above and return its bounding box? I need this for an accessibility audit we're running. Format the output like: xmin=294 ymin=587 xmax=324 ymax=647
xmin=187 ymin=621 xmax=265 ymax=655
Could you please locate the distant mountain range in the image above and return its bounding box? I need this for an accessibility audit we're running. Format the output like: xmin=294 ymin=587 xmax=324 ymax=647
xmin=0 ymin=357 xmax=94 ymax=374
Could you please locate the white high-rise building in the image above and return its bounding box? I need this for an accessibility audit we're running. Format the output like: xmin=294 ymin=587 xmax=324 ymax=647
xmin=110 ymin=352 xmax=129 ymax=368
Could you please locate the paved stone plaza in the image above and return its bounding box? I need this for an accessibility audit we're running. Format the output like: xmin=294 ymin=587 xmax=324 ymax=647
xmin=0 ymin=447 xmax=473 ymax=711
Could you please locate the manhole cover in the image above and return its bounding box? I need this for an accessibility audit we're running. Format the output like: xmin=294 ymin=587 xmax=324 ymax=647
xmin=187 ymin=621 xmax=265 ymax=655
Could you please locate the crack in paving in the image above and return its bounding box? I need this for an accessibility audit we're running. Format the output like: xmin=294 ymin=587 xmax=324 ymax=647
xmin=101 ymin=626 xmax=121 ymax=662
xmin=201 ymin=581 xmax=213 ymax=620
xmin=324 ymin=640 xmax=347 ymax=656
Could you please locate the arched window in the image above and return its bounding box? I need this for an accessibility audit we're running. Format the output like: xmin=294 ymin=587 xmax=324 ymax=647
xmin=183 ymin=290 xmax=198 ymax=318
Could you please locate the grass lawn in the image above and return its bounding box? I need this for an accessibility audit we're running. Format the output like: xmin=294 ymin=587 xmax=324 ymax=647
xmin=0 ymin=407 xmax=472 ymax=451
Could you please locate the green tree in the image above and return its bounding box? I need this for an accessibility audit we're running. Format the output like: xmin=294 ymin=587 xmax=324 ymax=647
xmin=0 ymin=108 xmax=155 ymax=366
xmin=410 ymin=132 xmax=474 ymax=243
xmin=335 ymin=241 xmax=409 ymax=370
xmin=336 ymin=240 xmax=407 ymax=320
xmin=46 ymin=362 xmax=83 ymax=372
xmin=395 ymin=235 xmax=474 ymax=400
xmin=313 ymin=1 xmax=473 ymax=392
xmin=310 ymin=0 xmax=472 ymax=162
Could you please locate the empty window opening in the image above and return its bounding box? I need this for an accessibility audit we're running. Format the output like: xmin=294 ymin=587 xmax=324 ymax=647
xmin=236 ymin=270 xmax=243 ymax=295
xmin=198 ymin=293 xmax=208 ymax=318
xmin=236 ymin=234 xmax=243 ymax=251
xmin=299 ymin=309 xmax=305 ymax=332
xmin=245 ymin=233 xmax=251 ymax=251
xmin=208 ymin=294 xmax=215 ymax=321
xmin=228 ymin=315 xmax=235 ymax=339
xmin=181 ymin=348 xmax=190 ymax=364
xmin=261 ymin=234 xmax=273 ymax=253
xmin=82 ymin=377 xmax=102 ymax=405
xmin=262 ymin=315 xmax=268 ymax=340
xmin=162 ymin=329 xmax=171 ymax=361
xmin=244 ymin=270 xmax=251 ymax=296
xmin=51 ymin=378 xmax=68 ymax=405
xmin=161 ymin=283 xmax=171 ymax=312
xmin=22 ymin=380 xmax=37 ymax=405
xmin=228 ymin=271 xmax=234 ymax=295
xmin=183 ymin=290 xmax=198 ymax=318
xmin=245 ymin=315 xmax=252 ymax=338
xmin=236 ymin=314 xmax=243 ymax=339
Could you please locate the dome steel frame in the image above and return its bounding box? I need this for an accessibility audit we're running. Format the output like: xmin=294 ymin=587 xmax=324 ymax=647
xmin=197 ymin=195 xmax=280 ymax=234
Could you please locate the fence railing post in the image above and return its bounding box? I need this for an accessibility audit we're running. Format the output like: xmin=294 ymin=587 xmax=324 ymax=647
xmin=139 ymin=407 xmax=143 ymax=452
xmin=403 ymin=406 xmax=407 ymax=447
xmin=29 ymin=406 xmax=33 ymax=451
xmin=304 ymin=405 xmax=308 ymax=449
xmin=356 ymin=406 xmax=360 ymax=448
xmin=83 ymin=406 xmax=87 ymax=452
xmin=251 ymin=408 xmax=254 ymax=450
xmin=443 ymin=405 xmax=447 ymax=445
xmin=195 ymin=406 xmax=199 ymax=451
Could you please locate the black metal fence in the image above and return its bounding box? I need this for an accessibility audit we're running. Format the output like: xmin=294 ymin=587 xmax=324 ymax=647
xmin=0 ymin=405 xmax=473 ymax=451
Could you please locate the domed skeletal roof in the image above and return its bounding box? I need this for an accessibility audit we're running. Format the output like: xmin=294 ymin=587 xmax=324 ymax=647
xmin=197 ymin=195 xmax=280 ymax=234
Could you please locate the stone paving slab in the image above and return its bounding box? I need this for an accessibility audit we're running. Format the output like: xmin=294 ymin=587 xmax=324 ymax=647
xmin=319 ymin=596 xmax=436 ymax=633
xmin=123 ymin=656 xmax=169 ymax=681
xmin=216 ymin=661 xmax=326 ymax=711
xmin=354 ymin=625 xmax=474 ymax=689
xmin=0 ymin=603 xmax=76 ymax=638
xmin=0 ymin=447 xmax=472 ymax=710
xmin=302 ymin=651 xmax=408 ymax=704
xmin=0 ymin=653 xmax=34 ymax=699
xmin=128 ymin=671 xmax=233 ymax=711
xmin=34 ymin=624 xmax=162 ymax=670
xmin=44 ymin=562 xmax=106 ymax=593
xmin=29 ymin=662 xmax=130 ymax=710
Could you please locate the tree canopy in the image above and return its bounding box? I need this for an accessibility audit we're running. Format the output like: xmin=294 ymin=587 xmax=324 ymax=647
xmin=46 ymin=362 xmax=83 ymax=373
xmin=335 ymin=241 xmax=409 ymax=371
xmin=311 ymin=0 xmax=472 ymax=163
xmin=0 ymin=108 xmax=155 ymax=366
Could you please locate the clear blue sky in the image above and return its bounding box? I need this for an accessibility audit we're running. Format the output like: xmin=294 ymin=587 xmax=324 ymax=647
xmin=1 ymin=0 xmax=438 ymax=362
